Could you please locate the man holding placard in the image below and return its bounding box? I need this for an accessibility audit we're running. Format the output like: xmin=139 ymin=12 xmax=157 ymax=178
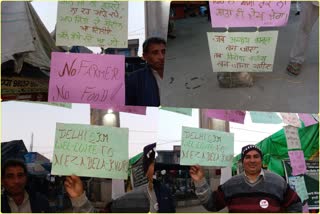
xmin=141 ymin=143 xmax=176 ymax=213
xmin=63 ymin=143 xmax=176 ymax=213
xmin=189 ymin=145 xmax=302 ymax=212
xmin=125 ymin=37 xmax=166 ymax=106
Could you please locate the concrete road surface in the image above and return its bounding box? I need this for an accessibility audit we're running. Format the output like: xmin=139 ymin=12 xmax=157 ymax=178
xmin=161 ymin=3 xmax=318 ymax=113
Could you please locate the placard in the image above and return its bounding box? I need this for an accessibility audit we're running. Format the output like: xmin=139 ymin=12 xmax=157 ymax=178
xmin=56 ymin=1 xmax=128 ymax=47
xmin=205 ymin=109 xmax=246 ymax=124
xmin=280 ymin=113 xmax=302 ymax=128
xmin=288 ymin=176 xmax=309 ymax=202
xmin=51 ymin=123 xmax=129 ymax=179
xmin=298 ymin=113 xmax=318 ymax=127
xmin=208 ymin=31 xmax=278 ymax=72
xmin=180 ymin=126 xmax=234 ymax=167
xmin=284 ymin=126 xmax=301 ymax=149
xmin=48 ymin=52 xmax=125 ymax=108
xmin=209 ymin=1 xmax=290 ymax=27
xmin=250 ymin=111 xmax=282 ymax=124
xmin=288 ymin=150 xmax=307 ymax=176
xmin=131 ymin=157 xmax=148 ymax=188
xmin=19 ymin=101 xmax=72 ymax=109
xmin=283 ymin=160 xmax=319 ymax=209
xmin=160 ymin=107 xmax=192 ymax=116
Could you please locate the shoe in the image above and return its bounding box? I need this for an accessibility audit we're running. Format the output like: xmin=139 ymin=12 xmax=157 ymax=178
xmin=295 ymin=11 xmax=300 ymax=16
xmin=168 ymin=34 xmax=176 ymax=39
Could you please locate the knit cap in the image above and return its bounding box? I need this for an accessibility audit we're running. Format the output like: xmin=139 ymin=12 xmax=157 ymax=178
xmin=143 ymin=143 xmax=156 ymax=174
xmin=241 ymin=144 xmax=262 ymax=162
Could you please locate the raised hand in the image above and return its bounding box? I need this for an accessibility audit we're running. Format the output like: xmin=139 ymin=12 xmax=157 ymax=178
xmin=64 ymin=175 xmax=84 ymax=198
xmin=189 ymin=165 xmax=205 ymax=182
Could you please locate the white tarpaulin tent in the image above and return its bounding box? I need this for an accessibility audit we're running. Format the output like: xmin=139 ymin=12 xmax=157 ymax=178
xmin=1 ymin=1 xmax=64 ymax=74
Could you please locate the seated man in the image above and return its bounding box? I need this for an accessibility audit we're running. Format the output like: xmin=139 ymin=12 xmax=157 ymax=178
xmin=1 ymin=159 xmax=50 ymax=213
xmin=125 ymin=37 xmax=166 ymax=107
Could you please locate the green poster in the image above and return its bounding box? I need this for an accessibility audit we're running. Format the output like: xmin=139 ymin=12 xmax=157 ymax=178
xmin=19 ymin=101 xmax=72 ymax=108
xmin=46 ymin=102 xmax=72 ymax=108
xmin=180 ymin=126 xmax=234 ymax=167
xmin=160 ymin=107 xmax=192 ymax=116
xmin=51 ymin=123 xmax=129 ymax=179
xmin=288 ymin=176 xmax=309 ymax=202
xmin=250 ymin=111 xmax=282 ymax=124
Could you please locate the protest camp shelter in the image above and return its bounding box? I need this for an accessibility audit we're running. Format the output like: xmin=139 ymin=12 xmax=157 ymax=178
xmin=1 ymin=2 xmax=91 ymax=101
xmin=1 ymin=140 xmax=28 ymax=163
xmin=231 ymin=123 xmax=319 ymax=177
xmin=1 ymin=139 xmax=51 ymax=175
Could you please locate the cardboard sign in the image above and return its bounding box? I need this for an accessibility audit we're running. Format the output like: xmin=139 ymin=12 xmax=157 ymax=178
xmin=205 ymin=109 xmax=246 ymax=124
xmin=51 ymin=123 xmax=129 ymax=179
xmin=288 ymin=150 xmax=307 ymax=176
xmin=284 ymin=126 xmax=301 ymax=149
xmin=180 ymin=126 xmax=234 ymax=167
xmin=298 ymin=113 xmax=318 ymax=127
xmin=209 ymin=1 xmax=290 ymax=27
xmin=48 ymin=52 xmax=125 ymax=108
xmin=56 ymin=1 xmax=128 ymax=47
xmin=208 ymin=31 xmax=278 ymax=72
xmin=160 ymin=107 xmax=192 ymax=116
xmin=250 ymin=111 xmax=282 ymax=124
xmin=280 ymin=113 xmax=302 ymax=128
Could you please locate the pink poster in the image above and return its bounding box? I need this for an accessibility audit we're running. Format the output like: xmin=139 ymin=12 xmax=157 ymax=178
xmin=288 ymin=150 xmax=307 ymax=176
xmin=298 ymin=113 xmax=318 ymax=127
xmin=302 ymin=203 xmax=309 ymax=213
xmin=48 ymin=52 xmax=125 ymax=107
xmin=205 ymin=109 xmax=246 ymax=124
xmin=280 ymin=113 xmax=301 ymax=128
xmin=209 ymin=1 xmax=291 ymax=28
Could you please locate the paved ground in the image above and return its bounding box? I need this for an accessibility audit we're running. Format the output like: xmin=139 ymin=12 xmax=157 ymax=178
xmin=161 ymin=3 xmax=319 ymax=113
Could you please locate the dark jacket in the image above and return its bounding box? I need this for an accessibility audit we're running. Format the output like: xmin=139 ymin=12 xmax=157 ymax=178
xmin=125 ymin=65 xmax=160 ymax=106
xmin=153 ymin=180 xmax=176 ymax=213
xmin=1 ymin=190 xmax=50 ymax=213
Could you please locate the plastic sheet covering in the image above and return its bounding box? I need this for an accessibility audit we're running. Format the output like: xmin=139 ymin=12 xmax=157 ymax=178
xmin=232 ymin=123 xmax=319 ymax=176
xmin=1 ymin=2 xmax=64 ymax=74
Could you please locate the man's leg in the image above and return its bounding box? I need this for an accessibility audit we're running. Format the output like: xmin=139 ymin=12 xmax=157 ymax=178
xmin=289 ymin=2 xmax=319 ymax=65
xmin=295 ymin=1 xmax=301 ymax=15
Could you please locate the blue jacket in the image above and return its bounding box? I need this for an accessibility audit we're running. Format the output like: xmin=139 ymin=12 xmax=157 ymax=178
xmin=1 ymin=190 xmax=51 ymax=213
xmin=153 ymin=180 xmax=176 ymax=213
xmin=125 ymin=65 xmax=160 ymax=106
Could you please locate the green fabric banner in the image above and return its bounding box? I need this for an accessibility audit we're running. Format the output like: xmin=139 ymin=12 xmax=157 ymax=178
xmin=232 ymin=123 xmax=319 ymax=176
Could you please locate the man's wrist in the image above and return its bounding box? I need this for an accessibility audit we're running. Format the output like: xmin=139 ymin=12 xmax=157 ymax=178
xmin=194 ymin=177 xmax=207 ymax=188
xmin=70 ymin=191 xmax=88 ymax=207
